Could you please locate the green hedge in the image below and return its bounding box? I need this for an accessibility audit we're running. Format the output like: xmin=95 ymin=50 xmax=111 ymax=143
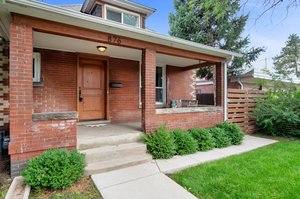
xmin=173 ymin=129 xmax=198 ymax=155
xmin=22 ymin=149 xmax=85 ymax=190
xmin=143 ymin=122 xmax=244 ymax=159
xmin=209 ymin=127 xmax=232 ymax=148
xmin=189 ymin=128 xmax=215 ymax=151
xmin=217 ymin=121 xmax=244 ymax=145
xmin=142 ymin=126 xmax=176 ymax=159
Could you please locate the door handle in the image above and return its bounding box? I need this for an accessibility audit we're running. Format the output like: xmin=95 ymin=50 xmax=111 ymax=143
xmin=79 ymin=87 xmax=83 ymax=102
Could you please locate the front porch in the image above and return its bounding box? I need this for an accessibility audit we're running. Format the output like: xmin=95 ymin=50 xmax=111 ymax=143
xmin=7 ymin=14 xmax=229 ymax=176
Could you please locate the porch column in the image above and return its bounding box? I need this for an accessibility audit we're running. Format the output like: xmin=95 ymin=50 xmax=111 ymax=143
xmin=9 ymin=23 xmax=33 ymax=177
xmin=141 ymin=48 xmax=156 ymax=133
xmin=215 ymin=62 xmax=224 ymax=108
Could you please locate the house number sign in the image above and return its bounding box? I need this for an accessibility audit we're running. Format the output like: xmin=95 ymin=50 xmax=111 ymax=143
xmin=108 ymin=35 xmax=122 ymax=44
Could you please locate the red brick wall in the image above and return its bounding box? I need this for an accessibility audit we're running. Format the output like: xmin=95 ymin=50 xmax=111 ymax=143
xmin=33 ymin=49 xmax=77 ymax=113
xmin=109 ymin=58 xmax=141 ymax=122
xmin=147 ymin=111 xmax=223 ymax=132
xmin=166 ymin=66 xmax=195 ymax=107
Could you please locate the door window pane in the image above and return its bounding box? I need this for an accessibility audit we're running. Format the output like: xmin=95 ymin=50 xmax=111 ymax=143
xmin=91 ymin=4 xmax=102 ymax=17
xmin=123 ymin=13 xmax=138 ymax=27
xmin=107 ymin=9 xmax=122 ymax=23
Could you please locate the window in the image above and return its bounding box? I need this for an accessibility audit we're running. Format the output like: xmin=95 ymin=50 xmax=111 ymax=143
xmin=33 ymin=52 xmax=41 ymax=83
xmin=156 ymin=67 xmax=164 ymax=103
xmin=107 ymin=8 xmax=122 ymax=23
xmin=105 ymin=5 xmax=140 ymax=28
xmin=91 ymin=4 xmax=103 ymax=17
xmin=139 ymin=65 xmax=166 ymax=106
xmin=123 ymin=13 xmax=138 ymax=27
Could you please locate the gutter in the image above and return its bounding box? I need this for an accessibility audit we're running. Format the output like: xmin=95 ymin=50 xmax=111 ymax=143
xmin=237 ymin=77 xmax=244 ymax=90
xmin=3 ymin=0 xmax=242 ymax=59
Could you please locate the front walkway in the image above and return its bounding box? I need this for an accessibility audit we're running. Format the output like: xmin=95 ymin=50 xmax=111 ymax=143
xmin=91 ymin=135 xmax=277 ymax=199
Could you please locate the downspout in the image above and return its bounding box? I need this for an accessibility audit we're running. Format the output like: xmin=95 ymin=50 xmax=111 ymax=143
xmin=224 ymin=56 xmax=234 ymax=121
xmin=237 ymin=77 xmax=244 ymax=90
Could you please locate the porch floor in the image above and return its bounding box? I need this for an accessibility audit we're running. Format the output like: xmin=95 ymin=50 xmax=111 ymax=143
xmin=77 ymin=122 xmax=142 ymax=140
xmin=77 ymin=122 xmax=143 ymax=151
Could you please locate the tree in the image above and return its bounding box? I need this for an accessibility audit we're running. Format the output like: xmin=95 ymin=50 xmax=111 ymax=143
xmin=273 ymin=34 xmax=300 ymax=79
xmin=169 ymin=0 xmax=265 ymax=78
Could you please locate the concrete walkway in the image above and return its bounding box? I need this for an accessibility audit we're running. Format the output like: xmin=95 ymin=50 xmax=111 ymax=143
xmin=92 ymin=135 xmax=277 ymax=199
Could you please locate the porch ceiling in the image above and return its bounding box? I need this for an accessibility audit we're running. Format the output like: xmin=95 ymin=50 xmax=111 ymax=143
xmin=33 ymin=31 xmax=201 ymax=67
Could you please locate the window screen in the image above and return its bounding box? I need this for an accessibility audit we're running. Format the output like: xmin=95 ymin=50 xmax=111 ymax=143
xmin=107 ymin=9 xmax=122 ymax=23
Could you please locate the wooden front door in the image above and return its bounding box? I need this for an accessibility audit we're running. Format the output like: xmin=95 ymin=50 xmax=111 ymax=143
xmin=78 ymin=59 xmax=106 ymax=121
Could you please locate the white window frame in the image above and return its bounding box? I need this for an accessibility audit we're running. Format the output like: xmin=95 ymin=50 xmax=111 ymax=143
xmin=104 ymin=4 xmax=140 ymax=28
xmin=139 ymin=64 xmax=166 ymax=107
xmin=33 ymin=52 xmax=41 ymax=83
xmin=155 ymin=65 xmax=166 ymax=106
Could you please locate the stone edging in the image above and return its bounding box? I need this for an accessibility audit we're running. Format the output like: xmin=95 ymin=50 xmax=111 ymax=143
xmin=4 ymin=176 xmax=31 ymax=199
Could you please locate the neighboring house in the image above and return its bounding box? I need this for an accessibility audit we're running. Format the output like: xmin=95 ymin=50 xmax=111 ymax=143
xmin=228 ymin=68 xmax=300 ymax=90
xmin=0 ymin=0 xmax=240 ymax=176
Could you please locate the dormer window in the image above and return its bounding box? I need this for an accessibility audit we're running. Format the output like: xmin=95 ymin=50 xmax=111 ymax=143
xmin=105 ymin=5 xmax=140 ymax=28
xmin=91 ymin=4 xmax=103 ymax=17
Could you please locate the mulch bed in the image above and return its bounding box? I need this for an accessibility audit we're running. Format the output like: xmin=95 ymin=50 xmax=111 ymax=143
xmin=0 ymin=153 xmax=11 ymax=199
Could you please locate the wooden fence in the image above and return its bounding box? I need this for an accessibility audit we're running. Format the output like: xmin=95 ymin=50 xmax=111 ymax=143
xmin=227 ymin=89 xmax=264 ymax=134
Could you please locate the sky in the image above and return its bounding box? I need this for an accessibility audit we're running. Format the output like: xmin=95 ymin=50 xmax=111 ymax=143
xmin=43 ymin=0 xmax=300 ymax=72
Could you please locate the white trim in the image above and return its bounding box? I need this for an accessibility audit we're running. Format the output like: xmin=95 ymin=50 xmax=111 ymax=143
xmin=2 ymin=0 xmax=242 ymax=59
xmin=224 ymin=56 xmax=233 ymax=121
xmin=105 ymin=4 xmax=140 ymax=28
xmin=33 ymin=52 xmax=41 ymax=83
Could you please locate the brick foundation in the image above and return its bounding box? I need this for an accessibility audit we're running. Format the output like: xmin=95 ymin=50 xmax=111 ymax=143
xmin=147 ymin=111 xmax=224 ymax=132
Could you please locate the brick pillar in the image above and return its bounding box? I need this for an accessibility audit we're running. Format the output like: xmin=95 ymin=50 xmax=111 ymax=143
xmin=215 ymin=62 xmax=224 ymax=107
xmin=141 ymin=48 xmax=156 ymax=133
xmin=9 ymin=23 xmax=33 ymax=177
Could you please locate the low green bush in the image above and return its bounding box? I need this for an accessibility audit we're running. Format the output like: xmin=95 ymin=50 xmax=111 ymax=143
xmin=173 ymin=129 xmax=198 ymax=155
xmin=209 ymin=127 xmax=231 ymax=148
xmin=142 ymin=126 xmax=176 ymax=159
xmin=189 ymin=128 xmax=215 ymax=151
xmin=217 ymin=121 xmax=244 ymax=145
xmin=22 ymin=149 xmax=85 ymax=190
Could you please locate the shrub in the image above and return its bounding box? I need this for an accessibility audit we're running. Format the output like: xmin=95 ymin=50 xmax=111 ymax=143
xmin=22 ymin=149 xmax=85 ymax=190
xmin=217 ymin=121 xmax=244 ymax=145
xmin=253 ymin=88 xmax=300 ymax=137
xmin=189 ymin=128 xmax=215 ymax=151
xmin=173 ymin=129 xmax=198 ymax=155
xmin=142 ymin=126 xmax=176 ymax=159
xmin=209 ymin=127 xmax=231 ymax=148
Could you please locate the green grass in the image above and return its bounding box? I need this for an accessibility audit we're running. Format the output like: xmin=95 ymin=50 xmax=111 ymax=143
xmin=172 ymin=141 xmax=300 ymax=199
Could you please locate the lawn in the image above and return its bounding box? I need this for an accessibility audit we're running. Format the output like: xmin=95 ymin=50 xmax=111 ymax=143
xmin=172 ymin=140 xmax=300 ymax=199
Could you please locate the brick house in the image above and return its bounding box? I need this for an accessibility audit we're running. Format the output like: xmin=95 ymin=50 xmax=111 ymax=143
xmin=0 ymin=0 xmax=240 ymax=176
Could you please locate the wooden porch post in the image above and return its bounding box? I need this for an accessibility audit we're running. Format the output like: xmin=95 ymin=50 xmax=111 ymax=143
xmin=141 ymin=48 xmax=156 ymax=133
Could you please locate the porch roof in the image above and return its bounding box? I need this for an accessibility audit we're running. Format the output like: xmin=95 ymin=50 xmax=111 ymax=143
xmin=0 ymin=0 xmax=242 ymax=60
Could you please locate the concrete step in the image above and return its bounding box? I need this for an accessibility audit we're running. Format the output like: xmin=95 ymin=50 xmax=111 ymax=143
xmin=84 ymin=154 xmax=152 ymax=176
xmin=78 ymin=133 xmax=142 ymax=150
xmin=80 ymin=143 xmax=147 ymax=164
